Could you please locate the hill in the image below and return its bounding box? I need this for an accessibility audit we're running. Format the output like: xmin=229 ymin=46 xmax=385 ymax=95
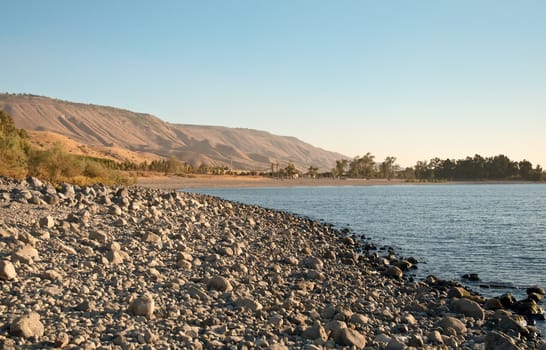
xmin=0 ymin=94 xmax=345 ymax=171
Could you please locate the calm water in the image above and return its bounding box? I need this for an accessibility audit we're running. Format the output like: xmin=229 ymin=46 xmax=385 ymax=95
xmin=192 ymin=184 xmax=546 ymax=301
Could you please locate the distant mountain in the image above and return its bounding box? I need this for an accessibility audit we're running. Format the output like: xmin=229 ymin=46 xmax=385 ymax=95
xmin=0 ymin=94 xmax=346 ymax=171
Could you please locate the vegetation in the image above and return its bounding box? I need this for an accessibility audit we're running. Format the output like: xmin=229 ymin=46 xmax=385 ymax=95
xmin=0 ymin=110 xmax=135 ymax=185
xmin=328 ymin=153 xmax=544 ymax=181
xmin=2 ymin=109 xmax=544 ymax=184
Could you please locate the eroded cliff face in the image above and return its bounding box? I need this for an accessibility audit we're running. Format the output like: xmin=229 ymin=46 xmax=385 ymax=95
xmin=0 ymin=94 xmax=345 ymax=171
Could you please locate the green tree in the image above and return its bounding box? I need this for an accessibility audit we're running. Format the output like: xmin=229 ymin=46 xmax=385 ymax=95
xmin=285 ymin=163 xmax=298 ymax=178
xmin=307 ymin=165 xmax=319 ymax=178
xmin=379 ymin=156 xmax=397 ymax=179
xmin=0 ymin=110 xmax=31 ymax=177
xmin=348 ymin=153 xmax=375 ymax=178
xmin=332 ymin=159 xmax=348 ymax=178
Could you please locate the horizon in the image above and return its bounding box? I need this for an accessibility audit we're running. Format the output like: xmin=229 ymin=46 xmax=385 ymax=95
xmin=2 ymin=1 xmax=545 ymax=168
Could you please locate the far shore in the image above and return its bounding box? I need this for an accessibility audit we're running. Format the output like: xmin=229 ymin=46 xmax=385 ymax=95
xmin=135 ymin=174 xmax=544 ymax=190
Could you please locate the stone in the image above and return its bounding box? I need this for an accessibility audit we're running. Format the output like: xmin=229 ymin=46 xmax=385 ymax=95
xmin=109 ymin=205 xmax=123 ymax=215
xmin=485 ymin=331 xmax=522 ymax=350
xmin=408 ymin=334 xmax=424 ymax=347
xmin=452 ymin=298 xmax=485 ymax=320
xmin=301 ymin=322 xmax=328 ymax=341
xmin=332 ymin=327 xmax=367 ymax=349
xmin=349 ymin=313 xmax=370 ymax=326
xmin=437 ymin=316 xmax=467 ymax=335
xmin=177 ymin=259 xmax=192 ymax=269
xmin=14 ymin=245 xmax=39 ymax=264
xmin=386 ymin=337 xmax=406 ymax=350
xmin=106 ymin=249 xmax=124 ymax=265
xmin=385 ymin=266 xmax=403 ymax=278
xmin=499 ymin=293 xmax=517 ymax=308
xmin=302 ymin=256 xmax=324 ymax=270
xmin=143 ymin=231 xmax=161 ymax=243
xmin=9 ymin=312 xmax=45 ymax=338
xmin=39 ymin=215 xmax=55 ymax=228
xmin=89 ymin=230 xmax=108 ymax=243
xmin=527 ymin=286 xmax=545 ymax=297
xmin=41 ymin=269 xmax=62 ymax=281
xmin=447 ymin=286 xmax=470 ymax=298
xmin=484 ymin=298 xmax=504 ymax=310
xmin=54 ymin=332 xmax=70 ymax=348
xmin=206 ymin=276 xmax=233 ymax=292
xmin=0 ymin=260 xmax=16 ymax=280
xmin=428 ymin=330 xmax=444 ymax=344
xmin=128 ymin=294 xmax=155 ymax=318
xmin=235 ymin=297 xmax=263 ymax=312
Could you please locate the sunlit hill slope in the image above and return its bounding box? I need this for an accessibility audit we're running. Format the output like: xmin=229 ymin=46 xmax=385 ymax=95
xmin=0 ymin=94 xmax=346 ymax=171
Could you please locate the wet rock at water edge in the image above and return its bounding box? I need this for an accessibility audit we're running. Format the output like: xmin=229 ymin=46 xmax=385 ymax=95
xmin=462 ymin=273 xmax=481 ymax=281
xmin=485 ymin=331 xmax=523 ymax=350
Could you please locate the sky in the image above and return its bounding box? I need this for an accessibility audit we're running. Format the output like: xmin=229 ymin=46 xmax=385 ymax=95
xmin=2 ymin=0 xmax=546 ymax=167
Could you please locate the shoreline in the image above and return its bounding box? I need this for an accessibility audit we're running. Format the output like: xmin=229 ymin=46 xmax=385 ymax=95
xmin=1 ymin=176 xmax=544 ymax=349
xmin=135 ymin=174 xmax=545 ymax=190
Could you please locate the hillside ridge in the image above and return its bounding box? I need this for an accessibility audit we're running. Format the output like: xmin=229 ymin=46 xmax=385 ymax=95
xmin=0 ymin=93 xmax=345 ymax=171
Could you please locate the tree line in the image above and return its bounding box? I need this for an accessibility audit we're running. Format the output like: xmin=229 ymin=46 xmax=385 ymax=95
xmin=327 ymin=153 xmax=544 ymax=181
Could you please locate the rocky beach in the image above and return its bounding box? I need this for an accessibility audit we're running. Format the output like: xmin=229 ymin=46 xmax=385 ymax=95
xmin=1 ymin=176 xmax=545 ymax=349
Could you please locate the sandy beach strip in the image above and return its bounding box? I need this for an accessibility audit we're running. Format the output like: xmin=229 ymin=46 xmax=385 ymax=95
xmin=135 ymin=174 xmax=408 ymax=190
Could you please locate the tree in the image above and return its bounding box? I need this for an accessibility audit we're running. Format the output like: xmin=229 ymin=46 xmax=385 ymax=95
xmin=332 ymin=159 xmax=348 ymax=178
xmin=0 ymin=110 xmax=31 ymax=177
xmin=307 ymin=165 xmax=319 ymax=178
xmin=348 ymin=153 xmax=375 ymax=178
xmin=379 ymin=156 xmax=397 ymax=179
xmin=285 ymin=163 xmax=298 ymax=178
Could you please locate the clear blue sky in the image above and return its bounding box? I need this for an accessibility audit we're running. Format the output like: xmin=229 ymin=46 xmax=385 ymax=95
xmin=2 ymin=0 xmax=545 ymax=167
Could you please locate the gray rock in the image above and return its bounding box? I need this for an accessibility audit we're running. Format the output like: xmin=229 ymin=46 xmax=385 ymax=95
xmin=41 ymin=269 xmax=62 ymax=281
xmin=128 ymin=294 xmax=155 ymax=318
xmin=302 ymin=256 xmax=324 ymax=270
xmin=484 ymin=298 xmax=504 ymax=310
xmin=301 ymin=322 xmax=328 ymax=341
xmin=9 ymin=312 xmax=45 ymax=338
xmin=385 ymin=266 xmax=403 ymax=278
xmin=452 ymin=298 xmax=485 ymax=320
xmin=485 ymin=331 xmax=523 ymax=350
xmin=428 ymin=329 xmax=444 ymax=344
xmin=206 ymin=276 xmax=233 ymax=292
xmin=437 ymin=316 xmax=467 ymax=335
xmin=332 ymin=327 xmax=367 ymax=349
xmin=386 ymin=337 xmax=406 ymax=350
xmin=39 ymin=215 xmax=55 ymax=228
xmin=235 ymin=297 xmax=263 ymax=312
